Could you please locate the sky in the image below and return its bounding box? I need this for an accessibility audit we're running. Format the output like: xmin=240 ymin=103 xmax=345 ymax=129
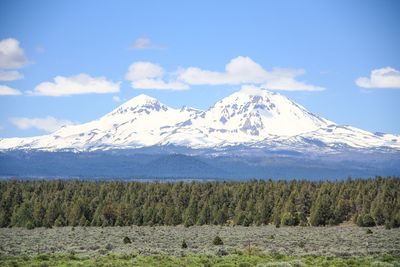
xmin=0 ymin=0 xmax=400 ymax=138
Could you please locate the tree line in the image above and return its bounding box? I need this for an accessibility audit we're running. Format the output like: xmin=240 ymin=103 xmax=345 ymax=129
xmin=0 ymin=177 xmax=399 ymax=229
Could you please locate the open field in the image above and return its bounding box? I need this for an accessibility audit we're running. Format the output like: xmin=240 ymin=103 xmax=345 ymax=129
xmin=1 ymin=225 xmax=399 ymax=266
xmin=1 ymin=253 xmax=400 ymax=267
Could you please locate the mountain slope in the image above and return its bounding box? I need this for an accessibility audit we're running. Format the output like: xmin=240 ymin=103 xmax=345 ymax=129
xmin=0 ymin=94 xmax=200 ymax=151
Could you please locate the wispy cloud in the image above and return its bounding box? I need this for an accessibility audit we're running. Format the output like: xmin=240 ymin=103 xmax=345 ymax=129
xmin=30 ymin=73 xmax=120 ymax=96
xmin=9 ymin=116 xmax=77 ymax=133
xmin=112 ymin=96 xmax=121 ymax=102
xmin=356 ymin=67 xmax=400 ymax=89
xmin=125 ymin=62 xmax=188 ymax=90
xmin=131 ymin=79 xmax=188 ymax=90
xmin=0 ymin=70 xmax=23 ymax=81
xmin=0 ymin=85 xmax=22 ymax=95
xmin=35 ymin=46 xmax=45 ymax=54
xmin=130 ymin=37 xmax=165 ymax=50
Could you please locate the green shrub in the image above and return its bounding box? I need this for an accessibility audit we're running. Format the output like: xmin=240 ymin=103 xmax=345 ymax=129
xmin=357 ymin=214 xmax=376 ymax=227
xmin=363 ymin=214 xmax=376 ymax=227
xmin=26 ymin=221 xmax=35 ymax=230
xmin=67 ymin=250 xmax=78 ymax=260
xmin=289 ymin=260 xmax=307 ymax=267
xmin=118 ymin=253 xmax=131 ymax=260
xmin=181 ymin=239 xmax=188 ymax=249
xmin=123 ymin=236 xmax=131 ymax=244
xmin=213 ymin=235 xmax=223 ymax=245
xmin=54 ymin=216 xmax=65 ymax=227
xmin=216 ymin=248 xmax=228 ymax=256
xmin=281 ymin=212 xmax=299 ymax=226
xmin=366 ymin=228 xmax=373 ymax=234
xmin=36 ymin=254 xmax=50 ymax=261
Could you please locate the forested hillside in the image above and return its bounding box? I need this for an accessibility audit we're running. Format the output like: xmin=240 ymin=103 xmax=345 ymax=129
xmin=0 ymin=177 xmax=399 ymax=228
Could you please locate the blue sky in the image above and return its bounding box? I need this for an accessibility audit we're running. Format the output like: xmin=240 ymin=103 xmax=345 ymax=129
xmin=0 ymin=0 xmax=399 ymax=137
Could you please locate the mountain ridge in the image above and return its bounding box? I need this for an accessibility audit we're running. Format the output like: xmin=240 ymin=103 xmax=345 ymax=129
xmin=1 ymin=88 xmax=399 ymax=153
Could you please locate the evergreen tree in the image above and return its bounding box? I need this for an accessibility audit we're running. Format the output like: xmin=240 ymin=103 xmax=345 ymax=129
xmin=0 ymin=178 xmax=399 ymax=228
xmin=310 ymin=189 xmax=333 ymax=226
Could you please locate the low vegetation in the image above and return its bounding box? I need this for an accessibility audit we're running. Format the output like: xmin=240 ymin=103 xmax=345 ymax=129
xmin=1 ymin=251 xmax=399 ymax=266
xmin=1 ymin=225 xmax=399 ymax=257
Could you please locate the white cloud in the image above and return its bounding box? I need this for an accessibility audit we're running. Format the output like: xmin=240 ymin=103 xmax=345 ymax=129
xmin=0 ymin=38 xmax=29 ymax=69
xmin=130 ymin=37 xmax=165 ymax=50
xmin=125 ymin=62 xmax=164 ymax=81
xmin=30 ymin=73 xmax=120 ymax=96
xmin=9 ymin=116 xmax=76 ymax=133
xmin=178 ymin=56 xmax=268 ymax=85
xmin=261 ymin=68 xmax=324 ymax=91
xmin=131 ymin=79 xmax=188 ymax=90
xmin=0 ymin=38 xmax=28 ymax=87
xmin=177 ymin=56 xmax=324 ymax=91
xmin=125 ymin=57 xmax=323 ymax=91
xmin=112 ymin=96 xmax=121 ymax=102
xmin=0 ymin=70 xmax=23 ymax=81
xmin=356 ymin=67 xmax=400 ymax=89
xmin=0 ymin=85 xmax=22 ymax=95
xmin=125 ymin=62 xmax=188 ymax=90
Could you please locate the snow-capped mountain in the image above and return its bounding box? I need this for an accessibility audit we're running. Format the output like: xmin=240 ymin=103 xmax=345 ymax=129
xmin=161 ymin=88 xmax=333 ymax=148
xmin=0 ymin=94 xmax=200 ymax=151
xmin=0 ymin=88 xmax=399 ymax=153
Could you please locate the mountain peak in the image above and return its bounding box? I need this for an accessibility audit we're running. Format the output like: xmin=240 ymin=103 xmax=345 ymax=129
xmin=124 ymin=94 xmax=158 ymax=105
xmin=198 ymin=86 xmax=330 ymax=137
xmin=238 ymin=85 xmax=276 ymax=96
xmin=109 ymin=94 xmax=168 ymax=116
